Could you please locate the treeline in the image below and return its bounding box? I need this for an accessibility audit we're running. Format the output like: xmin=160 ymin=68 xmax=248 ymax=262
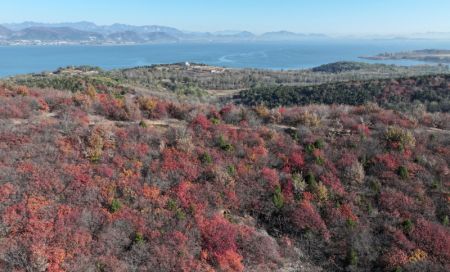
xmin=311 ymin=61 xmax=400 ymax=73
xmin=10 ymin=74 xmax=132 ymax=94
xmin=236 ymin=74 xmax=450 ymax=112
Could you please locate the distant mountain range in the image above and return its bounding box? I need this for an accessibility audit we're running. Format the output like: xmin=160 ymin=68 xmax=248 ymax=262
xmin=2 ymin=22 xmax=450 ymax=45
xmin=0 ymin=26 xmax=12 ymax=38
xmin=0 ymin=21 xmax=330 ymax=45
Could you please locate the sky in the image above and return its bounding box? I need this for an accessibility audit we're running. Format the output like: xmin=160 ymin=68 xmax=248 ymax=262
xmin=1 ymin=0 xmax=449 ymax=35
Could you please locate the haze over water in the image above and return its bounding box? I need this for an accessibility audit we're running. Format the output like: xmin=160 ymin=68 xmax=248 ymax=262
xmin=2 ymin=39 xmax=450 ymax=77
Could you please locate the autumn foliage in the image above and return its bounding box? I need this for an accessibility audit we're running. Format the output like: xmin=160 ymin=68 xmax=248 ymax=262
xmin=0 ymin=82 xmax=449 ymax=271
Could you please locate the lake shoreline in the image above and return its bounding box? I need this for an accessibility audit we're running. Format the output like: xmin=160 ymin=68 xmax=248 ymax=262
xmin=360 ymin=49 xmax=450 ymax=64
xmin=1 ymin=41 xmax=450 ymax=77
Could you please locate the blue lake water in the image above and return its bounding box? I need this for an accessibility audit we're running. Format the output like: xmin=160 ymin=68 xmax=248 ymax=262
xmin=1 ymin=40 xmax=450 ymax=77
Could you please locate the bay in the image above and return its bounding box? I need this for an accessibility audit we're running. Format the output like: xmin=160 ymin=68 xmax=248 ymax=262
xmin=1 ymin=39 xmax=450 ymax=77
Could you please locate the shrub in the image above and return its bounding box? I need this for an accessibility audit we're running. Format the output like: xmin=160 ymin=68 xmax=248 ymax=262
xmin=313 ymin=149 xmax=324 ymax=165
xmin=402 ymin=219 xmax=414 ymax=233
xmin=0 ymin=183 xmax=15 ymax=202
xmin=166 ymin=198 xmax=178 ymax=211
xmin=398 ymin=166 xmax=409 ymax=179
xmin=375 ymin=153 xmax=399 ymax=171
xmin=86 ymin=127 xmax=105 ymax=162
xmin=210 ymin=117 xmax=221 ymax=125
xmin=315 ymin=183 xmax=328 ymax=202
xmin=236 ymin=228 xmax=282 ymax=268
xmin=158 ymin=148 xmax=200 ymax=182
xmin=200 ymin=152 xmax=213 ymax=165
xmin=382 ymin=247 xmax=409 ymax=270
xmin=305 ymin=172 xmax=318 ymax=190
xmin=110 ymin=199 xmax=122 ymax=213
xmin=134 ymin=232 xmax=145 ymax=245
xmin=356 ymin=123 xmax=371 ymax=137
xmin=292 ymin=173 xmax=307 ymax=193
xmin=346 ymin=218 xmax=357 ymax=229
xmin=216 ymin=249 xmax=244 ymax=272
xmin=193 ymin=114 xmax=211 ymax=130
xmin=200 ymin=215 xmax=243 ymax=271
xmin=291 ymin=111 xmax=321 ymax=127
xmin=273 ymin=186 xmax=284 ymax=209
xmin=305 ymin=143 xmax=315 ymax=154
xmin=379 ymin=190 xmax=416 ymax=217
xmin=86 ymin=84 xmax=97 ymax=99
xmin=340 ymin=204 xmax=358 ymax=223
xmin=344 ymin=161 xmax=365 ymax=184
xmin=138 ymin=120 xmax=148 ymax=128
xmin=410 ymin=219 xmax=450 ymax=262
xmin=254 ymin=105 xmax=270 ymax=118
xmin=201 ymin=215 xmax=238 ymax=254
xmin=138 ymin=97 xmax=157 ymax=112
xmin=96 ymin=94 xmax=129 ymax=120
xmin=16 ymin=85 xmax=30 ymax=96
xmin=314 ymin=139 xmax=325 ymax=149
xmin=227 ymin=165 xmax=236 ymax=176
xmin=217 ymin=135 xmax=234 ymax=152
xmin=320 ymin=172 xmax=345 ymax=195
xmin=291 ymin=200 xmax=330 ymax=240
xmin=408 ymin=249 xmax=427 ymax=263
xmin=384 ymin=126 xmax=416 ymax=150
xmin=347 ymin=249 xmax=358 ymax=266
xmin=261 ymin=167 xmax=280 ymax=189
xmin=289 ymin=152 xmax=305 ymax=170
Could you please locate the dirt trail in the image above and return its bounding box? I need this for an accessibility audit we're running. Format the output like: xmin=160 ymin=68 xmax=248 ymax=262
xmin=8 ymin=112 xmax=58 ymax=125
xmin=6 ymin=111 xmax=450 ymax=138
xmin=6 ymin=111 xmax=186 ymax=131
xmin=87 ymin=114 xmax=186 ymax=129
xmin=425 ymin=127 xmax=450 ymax=135
xmin=206 ymin=88 xmax=243 ymax=97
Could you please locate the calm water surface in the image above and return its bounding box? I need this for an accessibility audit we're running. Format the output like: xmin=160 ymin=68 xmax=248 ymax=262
xmin=1 ymin=40 xmax=450 ymax=77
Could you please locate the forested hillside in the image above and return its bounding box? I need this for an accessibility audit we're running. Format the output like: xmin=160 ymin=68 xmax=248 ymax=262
xmin=0 ymin=76 xmax=448 ymax=271
xmin=8 ymin=62 xmax=449 ymax=97
xmin=237 ymin=74 xmax=450 ymax=112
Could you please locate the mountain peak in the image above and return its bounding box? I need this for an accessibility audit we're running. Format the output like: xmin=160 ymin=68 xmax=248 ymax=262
xmin=0 ymin=21 xmax=331 ymax=44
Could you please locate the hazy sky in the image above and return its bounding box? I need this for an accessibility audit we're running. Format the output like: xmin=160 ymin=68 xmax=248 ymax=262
xmin=1 ymin=0 xmax=449 ymax=34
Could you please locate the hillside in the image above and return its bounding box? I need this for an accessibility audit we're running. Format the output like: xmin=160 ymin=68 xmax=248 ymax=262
xmin=237 ymin=74 xmax=450 ymax=112
xmin=11 ymin=27 xmax=104 ymax=42
xmin=0 ymin=64 xmax=449 ymax=271
xmin=6 ymin=62 xmax=449 ymax=100
xmin=361 ymin=49 xmax=450 ymax=64
xmin=311 ymin=62 xmax=400 ymax=73
xmin=0 ymin=26 xmax=12 ymax=38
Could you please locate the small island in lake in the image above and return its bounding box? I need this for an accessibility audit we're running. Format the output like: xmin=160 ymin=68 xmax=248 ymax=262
xmin=360 ymin=49 xmax=450 ymax=63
